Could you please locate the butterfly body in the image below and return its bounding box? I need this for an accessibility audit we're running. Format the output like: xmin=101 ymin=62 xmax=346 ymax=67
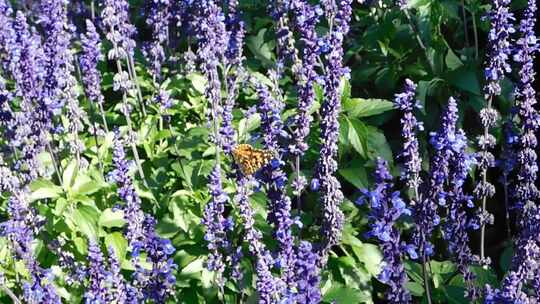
xmin=232 ymin=144 xmax=275 ymax=176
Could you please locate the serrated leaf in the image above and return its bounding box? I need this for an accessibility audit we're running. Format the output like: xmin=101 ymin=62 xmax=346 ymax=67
xmin=347 ymin=118 xmax=368 ymax=157
xmin=71 ymin=205 xmax=99 ymax=239
xmin=105 ymin=232 xmax=128 ymax=265
xmin=323 ymin=283 xmax=369 ymax=303
xmin=343 ymin=98 xmax=394 ymax=117
xmin=406 ymin=281 xmax=425 ymax=296
xmin=29 ymin=179 xmax=63 ymax=202
xmin=181 ymin=258 xmax=204 ymax=275
xmin=99 ymin=208 xmax=126 ymax=228
xmin=187 ymin=73 xmax=207 ymax=95
xmin=355 ymin=243 xmax=383 ymax=277
xmin=62 ymin=160 xmax=79 ymax=190
xmin=71 ymin=174 xmax=101 ymax=196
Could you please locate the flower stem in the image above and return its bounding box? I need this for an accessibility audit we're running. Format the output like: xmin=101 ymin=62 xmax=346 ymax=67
xmin=1 ymin=286 xmax=21 ymax=304
xmin=126 ymin=54 xmax=147 ymax=117
xmin=114 ymin=56 xmax=149 ymax=189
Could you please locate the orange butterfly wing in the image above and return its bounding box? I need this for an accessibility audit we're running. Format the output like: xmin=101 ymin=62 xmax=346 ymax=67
xmin=232 ymin=144 xmax=275 ymax=175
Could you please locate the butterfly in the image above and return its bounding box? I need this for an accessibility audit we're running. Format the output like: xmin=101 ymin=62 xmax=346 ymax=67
xmin=232 ymin=144 xmax=276 ymax=176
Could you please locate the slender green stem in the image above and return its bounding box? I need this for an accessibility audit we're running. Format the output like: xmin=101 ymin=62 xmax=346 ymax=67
xmin=461 ymin=0 xmax=470 ymax=49
xmin=46 ymin=141 xmax=62 ymax=184
xmin=1 ymin=286 xmax=21 ymax=304
xmin=114 ymin=57 xmax=149 ymax=189
xmin=413 ymin=185 xmax=432 ymax=304
xmin=98 ymin=102 xmax=109 ymax=133
xmin=90 ymin=0 xmax=95 ymax=20
xmin=126 ymin=54 xmax=147 ymax=117
xmin=472 ymin=12 xmax=479 ymax=60
xmin=403 ymin=9 xmax=435 ymax=74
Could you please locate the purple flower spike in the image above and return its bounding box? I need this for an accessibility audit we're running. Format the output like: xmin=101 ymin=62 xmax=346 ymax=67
xmin=360 ymin=158 xmax=412 ymax=303
xmin=80 ymin=19 xmax=105 ymax=105
xmin=314 ymin=0 xmax=352 ymax=265
xmin=84 ymin=241 xmax=109 ymax=303
xmin=202 ymin=165 xmax=229 ymax=287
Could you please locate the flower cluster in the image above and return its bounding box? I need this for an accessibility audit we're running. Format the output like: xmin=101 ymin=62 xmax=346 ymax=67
xmin=289 ymin=0 xmax=322 ymax=194
xmin=80 ymin=19 xmax=104 ymax=106
xmin=202 ymin=165 xmax=230 ymax=287
xmin=512 ymin=0 xmax=539 ymax=225
xmin=109 ymin=132 xmax=176 ymax=302
xmin=144 ymin=0 xmax=171 ymax=80
xmin=101 ymin=0 xmax=137 ymax=60
xmin=359 ymin=158 xmax=413 ymax=303
xmin=256 ymin=81 xmax=295 ymax=285
xmin=476 ymin=0 xmax=515 ymax=264
xmin=314 ymin=0 xmax=352 ymax=264
xmin=437 ymin=99 xmax=479 ymax=299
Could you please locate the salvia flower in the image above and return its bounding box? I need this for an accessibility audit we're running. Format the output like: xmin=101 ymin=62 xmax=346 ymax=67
xmin=202 ymin=164 xmax=229 ymax=287
xmin=290 ymin=241 xmax=322 ymax=304
xmin=132 ymin=216 xmax=177 ymax=302
xmin=512 ymin=0 xmax=539 ymax=225
xmin=438 ymin=100 xmax=479 ymax=299
xmin=107 ymin=246 xmax=131 ymax=303
xmin=11 ymin=12 xmax=48 ymax=182
xmin=101 ymin=0 xmax=137 ymax=60
xmin=483 ymin=0 xmax=515 ymax=98
xmin=144 ymin=0 xmax=171 ymax=80
xmin=394 ymin=79 xmax=422 ymax=190
xmin=289 ymin=0 xmax=322 ymax=194
xmin=314 ymin=0 xmax=352 ymax=264
xmin=271 ymin=0 xmax=300 ymax=76
xmin=40 ymin=0 xmax=70 ymax=117
xmin=411 ymin=97 xmax=459 ymax=261
xmin=192 ymin=0 xmax=229 ymax=151
xmin=234 ymin=175 xmax=282 ymax=302
xmin=256 ymin=81 xmax=295 ymax=285
xmin=109 ymin=132 xmax=145 ymax=249
xmin=0 ymin=0 xmax=16 ymax=74
xmin=476 ymin=0 xmax=515 ymax=266
xmin=84 ymin=240 xmax=109 ymax=303
xmin=80 ymin=19 xmax=105 ymax=105
xmin=153 ymin=89 xmax=173 ymax=110
xmin=358 ymin=158 xmax=412 ymax=303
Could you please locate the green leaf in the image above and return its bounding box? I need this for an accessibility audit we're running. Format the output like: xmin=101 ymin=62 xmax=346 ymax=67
xmin=339 ymin=162 xmax=368 ymax=189
xmin=62 ymin=160 xmax=79 ymax=190
xmin=355 ymin=243 xmax=383 ymax=277
xmin=187 ymin=73 xmax=207 ymax=95
xmin=404 ymin=261 xmax=425 ymax=284
xmin=446 ymin=67 xmax=481 ymax=95
xmin=246 ymin=28 xmax=273 ymax=66
xmin=470 ymin=265 xmax=498 ymax=287
xmin=343 ymin=98 xmax=394 ymax=118
xmin=29 ymin=179 xmax=63 ymax=202
xmin=71 ymin=205 xmax=99 ymax=239
xmin=323 ymin=283 xmax=369 ymax=303
xmin=71 ymin=174 xmax=101 ymax=196
xmin=347 ymin=118 xmax=368 ymax=157
xmin=441 ymin=285 xmax=467 ymax=304
xmin=181 ymin=258 xmax=205 ymax=275
xmin=365 ymin=126 xmax=393 ymax=162
xmin=500 ymin=245 xmax=513 ymax=272
xmin=445 ymin=48 xmax=463 ymax=70
xmin=98 ymin=208 xmax=126 ymax=228
xmin=406 ymin=281 xmax=425 ymax=297
xmin=105 ymin=232 xmax=128 ymax=265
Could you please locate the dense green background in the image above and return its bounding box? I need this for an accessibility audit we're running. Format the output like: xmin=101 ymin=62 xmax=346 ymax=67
xmin=0 ymin=0 xmax=533 ymax=302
